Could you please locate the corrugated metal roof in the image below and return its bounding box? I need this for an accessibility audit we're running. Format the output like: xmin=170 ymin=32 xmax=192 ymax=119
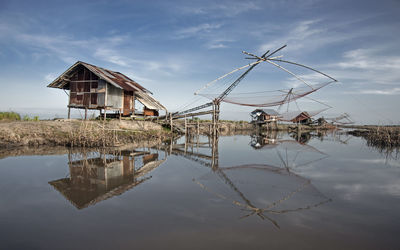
xmin=47 ymin=61 xmax=150 ymax=93
xmin=136 ymin=90 xmax=167 ymax=111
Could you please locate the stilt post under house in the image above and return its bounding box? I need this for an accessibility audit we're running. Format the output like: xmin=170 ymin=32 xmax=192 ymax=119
xmin=170 ymin=113 xmax=173 ymax=132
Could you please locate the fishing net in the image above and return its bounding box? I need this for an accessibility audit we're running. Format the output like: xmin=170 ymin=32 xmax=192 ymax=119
xmin=197 ymin=81 xmax=334 ymax=107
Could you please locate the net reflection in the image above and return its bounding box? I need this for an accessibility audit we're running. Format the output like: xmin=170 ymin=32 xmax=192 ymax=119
xmin=250 ymin=132 xmax=329 ymax=171
xmin=49 ymin=148 xmax=167 ymax=209
xmin=193 ymin=133 xmax=331 ymax=228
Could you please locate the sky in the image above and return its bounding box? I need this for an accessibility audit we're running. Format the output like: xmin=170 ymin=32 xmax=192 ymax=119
xmin=0 ymin=0 xmax=399 ymax=124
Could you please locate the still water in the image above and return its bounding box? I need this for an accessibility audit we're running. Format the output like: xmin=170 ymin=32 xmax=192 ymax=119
xmin=0 ymin=132 xmax=399 ymax=250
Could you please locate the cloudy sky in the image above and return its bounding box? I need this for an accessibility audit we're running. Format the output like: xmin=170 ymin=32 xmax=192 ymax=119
xmin=0 ymin=0 xmax=399 ymax=124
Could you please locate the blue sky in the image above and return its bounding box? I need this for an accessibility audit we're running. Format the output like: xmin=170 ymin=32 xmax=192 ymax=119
xmin=0 ymin=0 xmax=399 ymax=124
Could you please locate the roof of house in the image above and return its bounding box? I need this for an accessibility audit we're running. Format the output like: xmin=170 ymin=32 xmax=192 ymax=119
xmin=251 ymin=109 xmax=280 ymax=116
xmin=47 ymin=61 xmax=150 ymax=93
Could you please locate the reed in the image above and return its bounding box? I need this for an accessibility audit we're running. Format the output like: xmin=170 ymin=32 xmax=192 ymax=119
xmin=67 ymin=121 xmax=119 ymax=147
xmin=349 ymin=127 xmax=400 ymax=156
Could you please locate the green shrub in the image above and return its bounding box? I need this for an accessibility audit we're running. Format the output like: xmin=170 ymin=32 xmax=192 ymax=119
xmin=0 ymin=112 xmax=21 ymax=121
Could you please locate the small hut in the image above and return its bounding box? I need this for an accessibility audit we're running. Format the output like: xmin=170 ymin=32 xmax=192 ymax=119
xmin=47 ymin=61 xmax=167 ymax=119
xmin=251 ymin=109 xmax=280 ymax=124
xmin=280 ymin=111 xmax=312 ymax=124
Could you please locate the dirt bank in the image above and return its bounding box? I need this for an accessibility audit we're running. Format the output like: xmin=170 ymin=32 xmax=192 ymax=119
xmin=0 ymin=119 xmax=172 ymax=149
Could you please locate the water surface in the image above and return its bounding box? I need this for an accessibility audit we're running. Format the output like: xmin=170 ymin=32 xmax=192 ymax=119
xmin=0 ymin=132 xmax=399 ymax=250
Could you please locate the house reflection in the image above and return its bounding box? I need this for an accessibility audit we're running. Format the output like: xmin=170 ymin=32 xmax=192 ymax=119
xmin=163 ymin=134 xmax=219 ymax=169
xmin=49 ymin=148 xmax=166 ymax=209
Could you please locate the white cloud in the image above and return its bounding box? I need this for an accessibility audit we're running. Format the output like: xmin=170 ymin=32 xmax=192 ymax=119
xmin=94 ymin=48 xmax=129 ymax=67
xmin=358 ymin=88 xmax=400 ymax=95
xmin=44 ymin=73 xmax=58 ymax=83
xmin=205 ymin=38 xmax=234 ymax=49
xmin=179 ymin=1 xmax=260 ymax=17
xmin=176 ymin=23 xmax=222 ymax=38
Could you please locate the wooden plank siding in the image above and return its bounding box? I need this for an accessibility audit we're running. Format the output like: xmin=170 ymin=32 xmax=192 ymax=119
xmin=68 ymin=65 xmax=103 ymax=109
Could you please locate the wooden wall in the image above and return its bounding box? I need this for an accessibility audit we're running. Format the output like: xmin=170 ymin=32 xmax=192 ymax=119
xmin=69 ymin=65 xmax=105 ymax=109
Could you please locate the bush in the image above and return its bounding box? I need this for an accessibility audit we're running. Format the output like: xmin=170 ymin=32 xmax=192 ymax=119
xmin=0 ymin=112 xmax=21 ymax=121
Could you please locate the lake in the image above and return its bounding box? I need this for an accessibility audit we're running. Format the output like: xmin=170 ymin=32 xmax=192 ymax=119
xmin=0 ymin=131 xmax=399 ymax=250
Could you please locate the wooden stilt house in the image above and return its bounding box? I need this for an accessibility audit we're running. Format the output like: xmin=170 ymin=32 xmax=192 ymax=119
xmin=251 ymin=109 xmax=280 ymax=123
xmin=280 ymin=111 xmax=312 ymax=124
xmin=47 ymin=61 xmax=167 ymax=119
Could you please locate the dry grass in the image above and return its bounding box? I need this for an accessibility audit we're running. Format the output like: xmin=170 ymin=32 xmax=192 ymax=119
xmin=0 ymin=119 xmax=172 ymax=149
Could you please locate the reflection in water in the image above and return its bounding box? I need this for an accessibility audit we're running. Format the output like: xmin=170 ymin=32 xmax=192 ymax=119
xmin=164 ymin=134 xmax=219 ymax=169
xmin=194 ymin=164 xmax=331 ymax=228
xmin=250 ymin=132 xmax=329 ymax=171
xmin=188 ymin=133 xmax=332 ymax=228
xmin=49 ymin=148 xmax=167 ymax=209
xmin=48 ymin=133 xmax=330 ymax=228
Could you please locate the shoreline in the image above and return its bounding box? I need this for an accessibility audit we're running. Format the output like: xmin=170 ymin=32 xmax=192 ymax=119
xmin=2 ymin=119 xmax=398 ymax=151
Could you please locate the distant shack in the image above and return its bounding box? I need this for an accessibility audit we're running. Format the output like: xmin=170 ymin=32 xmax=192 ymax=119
xmin=47 ymin=61 xmax=166 ymax=119
xmin=251 ymin=109 xmax=313 ymax=125
xmin=251 ymin=109 xmax=280 ymax=124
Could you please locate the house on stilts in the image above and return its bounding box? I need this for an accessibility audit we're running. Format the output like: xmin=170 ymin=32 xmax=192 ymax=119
xmin=47 ymin=61 xmax=167 ymax=119
xmin=251 ymin=109 xmax=280 ymax=124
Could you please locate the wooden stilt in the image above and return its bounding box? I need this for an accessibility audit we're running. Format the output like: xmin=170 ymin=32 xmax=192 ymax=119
xmin=184 ymin=115 xmax=187 ymax=136
xmin=68 ymin=107 xmax=71 ymax=119
xmin=170 ymin=113 xmax=173 ymax=132
xmin=103 ymin=108 xmax=106 ymax=121
xmin=85 ymin=108 xmax=88 ymax=120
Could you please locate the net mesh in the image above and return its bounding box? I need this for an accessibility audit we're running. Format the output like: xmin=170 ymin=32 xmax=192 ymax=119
xmin=198 ymin=81 xmax=333 ymax=107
